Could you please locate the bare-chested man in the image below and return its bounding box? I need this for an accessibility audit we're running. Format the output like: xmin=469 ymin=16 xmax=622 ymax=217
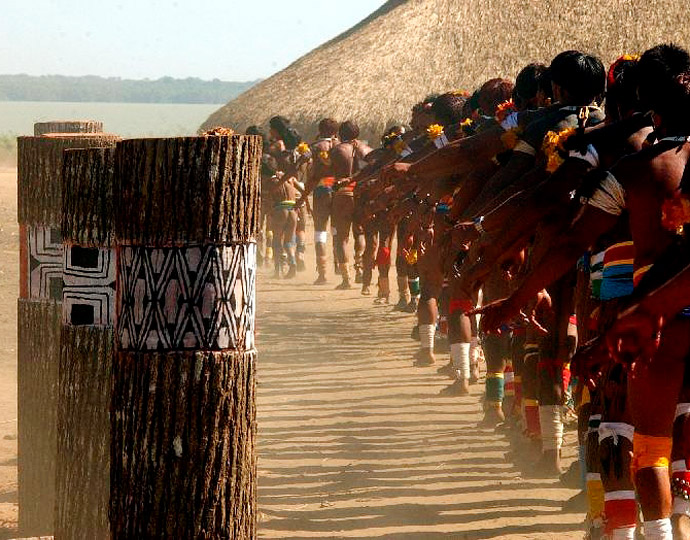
xmin=330 ymin=121 xmax=373 ymax=289
xmin=298 ymin=118 xmax=339 ymax=284
xmin=477 ymin=45 xmax=690 ymax=539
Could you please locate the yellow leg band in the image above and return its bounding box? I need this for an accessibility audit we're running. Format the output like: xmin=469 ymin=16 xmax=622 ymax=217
xmin=586 ymin=475 xmax=605 ymax=519
xmin=631 ymin=433 xmax=671 ymax=478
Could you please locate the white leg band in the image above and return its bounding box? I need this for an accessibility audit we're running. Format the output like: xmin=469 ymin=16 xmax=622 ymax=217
xmin=598 ymin=422 xmax=634 ymax=445
xmin=419 ymin=324 xmax=435 ymax=351
xmin=673 ymin=459 xmax=688 ymax=473
xmin=451 ymin=343 xmax=470 ymax=380
xmin=314 ymin=230 xmax=328 ymax=244
xmin=539 ymin=405 xmax=563 ymax=450
xmin=605 ymin=490 xmax=636 ymax=501
xmin=674 ymin=497 xmax=690 ymax=517
xmin=611 ymin=527 xmax=636 ymax=540
xmin=643 ymin=518 xmax=673 ymax=539
xmin=676 ymin=403 xmax=690 ymax=419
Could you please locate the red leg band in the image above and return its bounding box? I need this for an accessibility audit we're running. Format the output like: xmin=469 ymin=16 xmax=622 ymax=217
xmin=449 ymin=298 xmax=474 ymax=315
xmin=604 ymin=498 xmax=637 ymax=535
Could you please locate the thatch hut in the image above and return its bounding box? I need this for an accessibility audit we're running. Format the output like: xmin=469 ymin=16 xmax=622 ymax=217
xmin=201 ymin=0 xmax=690 ymax=142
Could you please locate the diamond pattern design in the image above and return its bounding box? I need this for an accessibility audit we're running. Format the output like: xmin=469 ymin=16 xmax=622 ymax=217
xmin=117 ymin=244 xmax=256 ymax=351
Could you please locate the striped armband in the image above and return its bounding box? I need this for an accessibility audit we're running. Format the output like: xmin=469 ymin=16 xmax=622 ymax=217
xmin=513 ymin=140 xmax=536 ymax=156
xmin=569 ymin=144 xmax=600 ymax=168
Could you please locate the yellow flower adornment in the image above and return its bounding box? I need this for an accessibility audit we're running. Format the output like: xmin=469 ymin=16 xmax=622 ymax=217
xmin=661 ymin=192 xmax=690 ymax=234
xmin=393 ymin=139 xmax=407 ymax=155
xmin=319 ymin=150 xmax=331 ymax=165
xmin=542 ymin=127 xmax=576 ymax=173
xmin=495 ymin=99 xmax=516 ymax=123
xmin=403 ymin=248 xmax=418 ymax=265
xmin=427 ymin=124 xmax=445 ymax=140
xmin=296 ymin=142 xmax=311 ymax=155
xmin=460 ymin=118 xmax=473 ymax=128
xmin=622 ymin=53 xmax=640 ymax=61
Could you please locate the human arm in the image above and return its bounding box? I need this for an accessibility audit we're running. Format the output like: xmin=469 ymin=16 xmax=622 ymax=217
xmin=472 ymin=204 xmax=620 ymax=332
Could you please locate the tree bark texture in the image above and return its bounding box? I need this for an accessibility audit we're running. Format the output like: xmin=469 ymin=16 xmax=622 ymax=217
xmin=56 ymin=329 xmax=113 ymax=540
xmin=56 ymin=147 xmax=117 ymax=540
xmin=114 ymin=136 xmax=261 ymax=246
xmin=111 ymin=135 xmax=261 ymax=539
xmin=17 ymin=300 xmax=60 ymax=536
xmin=34 ymin=121 xmax=103 ymax=137
xmin=18 ymin=134 xmax=118 ymax=227
xmin=111 ymin=351 xmax=256 ymax=539
xmin=17 ymin=132 xmax=119 ymax=536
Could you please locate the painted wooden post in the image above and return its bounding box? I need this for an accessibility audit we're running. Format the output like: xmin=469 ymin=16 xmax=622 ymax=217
xmin=17 ymin=130 xmax=118 ymax=535
xmin=56 ymin=146 xmax=117 ymax=539
xmin=110 ymin=135 xmax=261 ymax=538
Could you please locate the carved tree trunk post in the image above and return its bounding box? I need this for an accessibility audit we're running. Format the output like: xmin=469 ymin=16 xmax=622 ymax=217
xmin=111 ymin=135 xmax=261 ymax=538
xmin=17 ymin=131 xmax=118 ymax=536
xmin=56 ymin=147 xmax=117 ymax=539
xmin=34 ymin=121 xmax=104 ymax=137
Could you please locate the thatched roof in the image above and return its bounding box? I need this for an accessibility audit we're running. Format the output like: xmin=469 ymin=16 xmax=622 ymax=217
xmin=201 ymin=0 xmax=690 ymax=142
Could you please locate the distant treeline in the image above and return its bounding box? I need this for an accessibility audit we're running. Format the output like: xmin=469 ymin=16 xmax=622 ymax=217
xmin=0 ymin=75 xmax=259 ymax=104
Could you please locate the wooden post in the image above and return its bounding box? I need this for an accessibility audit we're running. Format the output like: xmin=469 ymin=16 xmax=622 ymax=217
xmin=111 ymin=135 xmax=261 ymax=538
xmin=17 ymin=131 xmax=118 ymax=536
xmin=56 ymin=147 xmax=117 ymax=539
xmin=34 ymin=121 xmax=103 ymax=137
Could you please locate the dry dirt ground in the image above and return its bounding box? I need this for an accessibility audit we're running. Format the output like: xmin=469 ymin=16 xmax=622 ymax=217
xmin=0 ymin=168 xmax=585 ymax=538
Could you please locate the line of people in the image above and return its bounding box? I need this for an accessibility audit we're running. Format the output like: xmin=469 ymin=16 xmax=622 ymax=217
xmin=248 ymin=44 xmax=690 ymax=540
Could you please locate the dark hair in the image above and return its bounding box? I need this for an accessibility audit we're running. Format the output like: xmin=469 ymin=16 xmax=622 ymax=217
xmin=381 ymin=125 xmax=406 ymax=148
xmin=339 ymin=121 xmax=360 ymax=142
xmin=430 ymin=93 xmax=467 ymax=126
xmin=462 ymin=90 xmax=481 ymax=117
xmin=637 ymin=44 xmax=690 ymax=130
xmin=246 ymin=125 xmax=269 ymax=151
xmin=318 ymin=118 xmax=339 ymax=138
xmin=269 ymin=115 xmax=291 ymax=140
xmin=605 ymin=57 xmax=641 ymax=121
xmin=513 ymin=63 xmax=548 ymax=109
xmin=261 ymin=154 xmax=278 ymax=177
xmin=411 ymin=95 xmax=437 ymax=117
xmin=477 ymin=78 xmax=514 ymax=116
xmin=245 ymin=125 xmax=263 ymax=136
xmin=282 ymin=126 xmax=302 ymax=151
xmin=549 ymin=50 xmax=606 ymax=105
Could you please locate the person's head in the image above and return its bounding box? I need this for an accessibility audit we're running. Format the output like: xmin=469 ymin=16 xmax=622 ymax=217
xmin=605 ymin=55 xmax=641 ymax=122
xmin=462 ymin=90 xmax=481 ymax=118
xmin=261 ymin=154 xmax=278 ymax=178
xmin=245 ymin=125 xmax=263 ymax=137
xmin=430 ymin=92 xmax=467 ymax=127
xmin=410 ymin=95 xmax=437 ymax=132
xmin=268 ymin=115 xmax=290 ymax=141
xmin=318 ymin=118 xmax=339 ymax=139
xmin=637 ymin=44 xmax=690 ymax=132
xmin=477 ymin=78 xmax=515 ymax=116
xmin=513 ymin=63 xmax=550 ymax=110
xmin=339 ymin=121 xmax=360 ymax=143
xmin=549 ymin=50 xmax=606 ymax=106
xmin=282 ymin=126 xmax=302 ymax=151
xmin=381 ymin=125 xmax=407 ymax=149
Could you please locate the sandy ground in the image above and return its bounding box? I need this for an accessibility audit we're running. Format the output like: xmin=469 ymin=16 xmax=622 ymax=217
xmin=0 ymin=168 xmax=585 ymax=538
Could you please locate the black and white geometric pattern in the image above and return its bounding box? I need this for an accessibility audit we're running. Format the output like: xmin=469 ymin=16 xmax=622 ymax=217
xmin=63 ymin=246 xmax=116 ymax=327
xmin=28 ymin=226 xmax=63 ymax=301
xmin=117 ymin=243 xmax=256 ymax=352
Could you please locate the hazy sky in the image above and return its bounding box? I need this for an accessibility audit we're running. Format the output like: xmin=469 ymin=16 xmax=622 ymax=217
xmin=0 ymin=0 xmax=384 ymax=81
